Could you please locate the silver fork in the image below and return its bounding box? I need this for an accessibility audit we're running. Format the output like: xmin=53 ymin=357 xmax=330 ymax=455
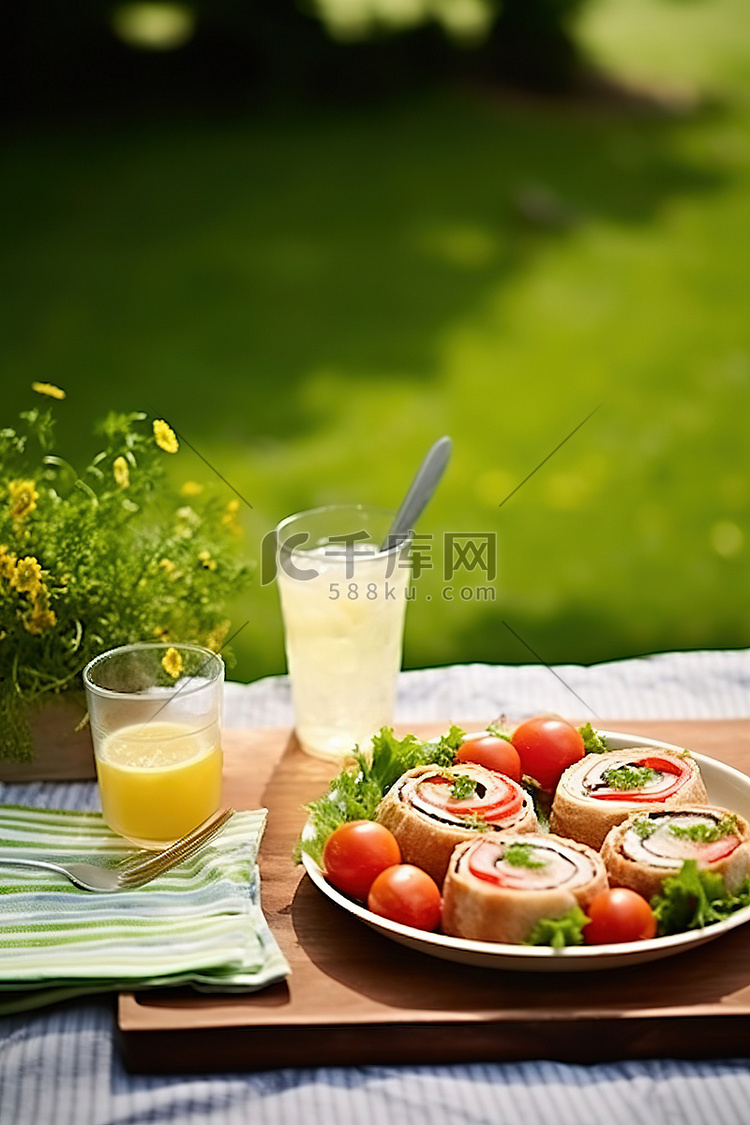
xmin=0 ymin=807 xmax=236 ymax=892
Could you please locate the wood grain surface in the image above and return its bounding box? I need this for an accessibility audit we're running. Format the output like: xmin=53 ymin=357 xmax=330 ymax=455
xmin=118 ymin=719 xmax=750 ymax=1072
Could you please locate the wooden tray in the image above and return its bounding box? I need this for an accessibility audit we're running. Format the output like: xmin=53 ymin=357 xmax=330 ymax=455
xmin=118 ymin=719 xmax=750 ymax=1072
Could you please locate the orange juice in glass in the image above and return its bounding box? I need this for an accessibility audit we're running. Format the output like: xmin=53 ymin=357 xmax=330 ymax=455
xmin=83 ymin=643 xmax=223 ymax=849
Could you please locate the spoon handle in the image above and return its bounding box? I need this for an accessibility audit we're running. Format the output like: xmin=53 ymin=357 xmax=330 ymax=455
xmin=382 ymin=435 xmax=453 ymax=549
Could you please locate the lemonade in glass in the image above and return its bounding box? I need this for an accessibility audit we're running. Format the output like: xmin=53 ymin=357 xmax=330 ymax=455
xmin=276 ymin=505 xmax=411 ymax=761
xmin=83 ymin=643 xmax=223 ymax=849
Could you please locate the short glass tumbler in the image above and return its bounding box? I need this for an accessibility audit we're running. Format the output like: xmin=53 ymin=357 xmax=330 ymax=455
xmin=83 ymin=642 xmax=224 ymax=849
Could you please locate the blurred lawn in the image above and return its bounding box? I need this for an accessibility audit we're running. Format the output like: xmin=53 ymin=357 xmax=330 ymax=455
xmin=1 ymin=0 xmax=748 ymax=683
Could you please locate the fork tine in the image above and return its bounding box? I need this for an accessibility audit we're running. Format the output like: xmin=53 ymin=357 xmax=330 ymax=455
xmin=118 ymin=807 xmax=235 ymax=871
xmin=121 ymin=807 xmax=235 ymax=876
xmin=117 ymin=808 xmax=235 ymax=887
xmin=117 ymin=817 xmax=232 ymax=887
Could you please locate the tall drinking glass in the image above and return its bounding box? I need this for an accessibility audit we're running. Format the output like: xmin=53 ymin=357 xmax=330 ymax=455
xmin=275 ymin=505 xmax=411 ymax=761
xmin=83 ymin=642 xmax=224 ymax=849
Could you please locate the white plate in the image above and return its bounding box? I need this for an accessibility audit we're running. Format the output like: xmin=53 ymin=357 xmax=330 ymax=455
xmin=301 ymin=731 xmax=750 ymax=972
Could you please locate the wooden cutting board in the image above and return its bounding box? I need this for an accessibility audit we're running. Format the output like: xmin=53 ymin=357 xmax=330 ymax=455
xmin=118 ymin=719 xmax=750 ymax=1073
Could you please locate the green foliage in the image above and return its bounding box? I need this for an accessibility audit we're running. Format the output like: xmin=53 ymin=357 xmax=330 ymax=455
xmin=478 ymin=0 xmax=591 ymax=92
xmin=632 ymin=812 xmax=740 ymax=843
xmin=669 ymin=814 xmax=740 ymax=844
xmin=486 ymin=723 xmax=513 ymax=742
xmin=367 ymin=724 xmax=464 ymax=795
xmin=579 ymin=723 xmax=608 ymax=754
xmin=2 ymin=3 xmax=749 ymax=686
xmin=632 ymin=816 xmax=659 ymax=841
xmin=600 ymin=764 xmax=658 ymax=791
xmin=503 ymin=842 xmax=547 ymax=869
xmin=463 ymin=812 xmax=489 ymax=832
xmin=524 ymin=904 xmax=589 ymax=947
xmin=450 ymin=774 xmax=478 ymax=799
xmin=294 ymin=756 xmax=385 ymax=865
xmin=297 ymin=724 xmax=465 ymax=863
xmin=0 ymin=394 xmax=249 ymax=761
xmin=5 ymin=0 xmax=597 ymax=125
xmin=650 ymin=860 xmax=750 ymax=935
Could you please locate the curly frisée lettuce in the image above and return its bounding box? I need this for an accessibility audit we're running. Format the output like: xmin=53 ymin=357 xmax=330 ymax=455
xmin=296 ymin=725 xmax=466 ymax=864
xmin=579 ymin=723 xmax=609 ymax=754
xmin=523 ymin=905 xmax=589 ymax=948
xmin=650 ymin=859 xmax=750 ymax=935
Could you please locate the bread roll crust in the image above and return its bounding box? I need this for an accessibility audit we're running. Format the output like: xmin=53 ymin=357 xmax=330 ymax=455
xmin=601 ymin=805 xmax=750 ymax=899
xmin=550 ymin=748 xmax=708 ymax=849
xmin=442 ymin=833 xmax=607 ymax=944
xmin=375 ymin=763 xmax=537 ymax=885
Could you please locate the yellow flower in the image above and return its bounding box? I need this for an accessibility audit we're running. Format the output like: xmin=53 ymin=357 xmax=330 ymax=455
xmin=153 ymin=419 xmax=179 ymax=453
xmin=12 ymin=556 xmax=43 ymax=595
xmin=205 ymin=620 xmax=230 ymax=652
xmin=221 ymin=498 xmax=242 ymax=536
xmin=161 ymin=646 xmax=183 ymax=679
xmin=153 ymin=625 xmax=170 ymax=640
xmin=0 ymin=546 xmax=18 ymax=582
xmin=158 ymin=557 xmax=176 ymax=574
xmin=8 ymin=479 xmax=39 ymax=520
xmin=113 ymin=455 xmax=130 ymax=489
xmin=23 ymin=606 xmax=57 ymax=635
xmin=32 ymin=382 xmax=66 ymax=400
xmin=180 ymin=480 xmax=203 ymax=497
xmin=198 ymin=549 xmax=217 ymax=571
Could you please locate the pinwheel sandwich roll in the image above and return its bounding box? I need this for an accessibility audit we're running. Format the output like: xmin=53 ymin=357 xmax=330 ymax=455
xmin=375 ymin=763 xmax=538 ymax=885
xmin=442 ymin=833 xmax=608 ymax=945
xmin=601 ymin=806 xmax=750 ymax=900
xmin=550 ymin=748 xmax=708 ymax=849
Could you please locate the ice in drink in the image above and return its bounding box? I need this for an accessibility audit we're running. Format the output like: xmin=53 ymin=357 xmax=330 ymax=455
xmin=277 ymin=532 xmax=410 ymax=760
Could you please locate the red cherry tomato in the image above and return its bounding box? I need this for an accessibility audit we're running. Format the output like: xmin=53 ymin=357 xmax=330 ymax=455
xmin=455 ymin=734 xmax=522 ymax=782
xmin=511 ymin=714 xmax=585 ymax=791
xmin=367 ymin=864 xmax=442 ymax=931
xmin=583 ymin=888 xmax=658 ymax=945
xmin=322 ymin=821 xmax=401 ymax=902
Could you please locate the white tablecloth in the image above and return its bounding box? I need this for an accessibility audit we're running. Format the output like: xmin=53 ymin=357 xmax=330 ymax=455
xmin=1 ymin=649 xmax=749 ymax=1125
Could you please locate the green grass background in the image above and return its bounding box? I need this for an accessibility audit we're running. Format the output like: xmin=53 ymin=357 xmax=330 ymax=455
xmin=2 ymin=0 xmax=748 ymax=682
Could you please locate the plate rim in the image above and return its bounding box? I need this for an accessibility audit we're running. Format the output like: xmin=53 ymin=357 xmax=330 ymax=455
xmin=300 ymin=729 xmax=750 ymax=970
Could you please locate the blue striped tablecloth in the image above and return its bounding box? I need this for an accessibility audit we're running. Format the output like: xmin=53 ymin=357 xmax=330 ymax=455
xmin=1 ymin=649 xmax=749 ymax=1125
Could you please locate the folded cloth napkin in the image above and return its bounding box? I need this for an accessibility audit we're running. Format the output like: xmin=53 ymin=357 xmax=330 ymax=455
xmin=0 ymin=805 xmax=290 ymax=1014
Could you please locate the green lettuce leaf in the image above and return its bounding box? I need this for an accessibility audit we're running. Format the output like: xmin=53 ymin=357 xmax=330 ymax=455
xmin=651 ymin=859 xmax=750 ymax=935
xmin=523 ymin=905 xmax=589 ymax=948
xmin=296 ymin=724 xmax=465 ymax=864
xmin=579 ymin=722 xmax=608 ymax=753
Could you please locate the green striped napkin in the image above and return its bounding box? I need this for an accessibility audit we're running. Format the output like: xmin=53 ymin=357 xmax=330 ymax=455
xmin=0 ymin=805 xmax=290 ymax=1014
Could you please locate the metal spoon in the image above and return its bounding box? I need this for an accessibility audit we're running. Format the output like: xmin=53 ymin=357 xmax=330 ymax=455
xmin=381 ymin=435 xmax=452 ymax=550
